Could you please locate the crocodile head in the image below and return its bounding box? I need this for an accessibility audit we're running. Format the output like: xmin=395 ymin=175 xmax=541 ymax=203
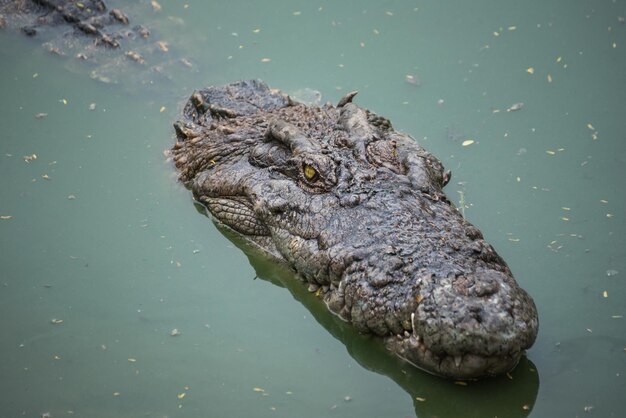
xmin=172 ymin=80 xmax=538 ymax=379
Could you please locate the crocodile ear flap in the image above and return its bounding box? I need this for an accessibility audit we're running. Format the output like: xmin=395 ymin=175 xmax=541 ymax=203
xmin=266 ymin=119 xmax=320 ymax=155
xmin=249 ymin=141 xmax=290 ymax=168
xmin=396 ymin=139 xmax=449 ymax=191
xmin=262 ymin=119 xmax=338 ymax=191
xmin=250 ymin=119 xmax=319 ymax=169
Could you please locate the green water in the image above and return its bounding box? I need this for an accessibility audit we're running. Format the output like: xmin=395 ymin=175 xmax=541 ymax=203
xmin=1 ymin=1 xmax=625 ymax=417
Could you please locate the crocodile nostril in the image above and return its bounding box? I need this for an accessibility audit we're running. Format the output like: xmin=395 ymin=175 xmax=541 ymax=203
xmin=471 ymin=271 xmax=501 ymax=297
xmin=474 ymin=281 xmax=499 ymax=297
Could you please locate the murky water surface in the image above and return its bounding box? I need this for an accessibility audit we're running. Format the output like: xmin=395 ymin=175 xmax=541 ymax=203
xmin=1 ymin=1 xmax=625 ymax=417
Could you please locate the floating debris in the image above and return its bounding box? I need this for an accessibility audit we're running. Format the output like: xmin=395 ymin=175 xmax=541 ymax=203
xmin=462 ymin=139 xmax=475 ymax=146
xmin=110 ymin=9 xmax=129 ymax=25
xmin=405 ymin=74 xmax=421 ymax=86
xmin=606 ymin=269 xmax=618 ymax=277
xmin=260 ymin=58 xmax=271 ymax=63
xmin=88 ymin=103 xmax=96 ymax=111
xmin=253 ymin=387 xmax=265 ymax=393
xmin=151 ymin=1 xmax=162 ymax=12
xmin=50 ymin=318 xmax=63 ymax=324
xmin=125 ymin=51 xmax=145 ymax=64
xmin=34 ymin=113 xmax=48 ymax=119
xmin=156 ymin=40 xmax=169 ymax=52
xmin=170 ymin=328 xmax=181 ymax=336
xmin=177 ymin=392 xmax=186 ymax=399
xmin=507 ymin=102 xmax=524 ymax=112
xmin=526 ymin=67 xmax=535 ymax=74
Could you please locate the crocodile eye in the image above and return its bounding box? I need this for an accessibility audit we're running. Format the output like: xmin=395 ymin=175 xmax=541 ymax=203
xmin=303 ymin=163 xmax=319 ymax=182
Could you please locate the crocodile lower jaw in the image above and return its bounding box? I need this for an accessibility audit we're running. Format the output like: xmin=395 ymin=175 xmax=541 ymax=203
xmin=385 ymin=333 xmax=522 ymax=380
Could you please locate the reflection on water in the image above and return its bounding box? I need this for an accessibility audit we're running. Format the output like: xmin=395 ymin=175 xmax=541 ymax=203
xmin=1 ymin=0 xmax=625 ymax=417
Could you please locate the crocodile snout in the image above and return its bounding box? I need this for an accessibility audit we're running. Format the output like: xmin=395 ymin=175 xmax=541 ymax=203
xmin=390 ymin=269 xmax=538 ymax=379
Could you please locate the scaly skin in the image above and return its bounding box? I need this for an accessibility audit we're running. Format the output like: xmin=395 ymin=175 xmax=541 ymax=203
xmin=0 ymin=0 xmax=134 ymax=48
xmin=171 ymin=80 xmax=539 ymax=379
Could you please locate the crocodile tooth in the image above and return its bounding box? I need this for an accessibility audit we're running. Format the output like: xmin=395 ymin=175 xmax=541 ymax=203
xmin=454 ymin=355 xmax=462 ymax=368
xmin=410 ymin=312 xmax=416 ymax=336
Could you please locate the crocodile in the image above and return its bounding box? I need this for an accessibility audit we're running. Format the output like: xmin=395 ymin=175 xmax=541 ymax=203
xmin=0 ymin=0 xmax=194 ymax=89
xmin=171 ymin=80 xmax=539 ymax=379
xmin=0 ymin=0 xmax=140 ymax=49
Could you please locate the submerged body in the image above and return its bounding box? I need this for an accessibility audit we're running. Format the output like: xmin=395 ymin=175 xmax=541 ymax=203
xmin=172 ymin=80 xmax=538 ymax=379
xmin=0 ymin=0 xmax=192 ymax=88
xmin=0 ymin=0 xmax=137 ymax=49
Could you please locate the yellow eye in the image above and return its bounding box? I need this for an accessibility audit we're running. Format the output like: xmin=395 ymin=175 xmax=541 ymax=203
xmin=303 ymin=164 xmax=318 ymax=181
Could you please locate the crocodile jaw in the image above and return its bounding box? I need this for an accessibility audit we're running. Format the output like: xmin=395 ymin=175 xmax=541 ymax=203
xmin=386 ymin=333 xmax=524 ymax=379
